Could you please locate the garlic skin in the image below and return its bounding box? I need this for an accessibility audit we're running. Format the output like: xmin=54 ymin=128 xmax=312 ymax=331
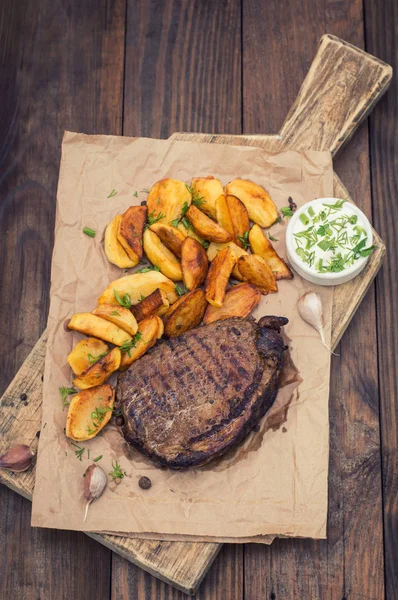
xmin=83 ymin=463 xmax=107 ymax=522
xmin=0 ymin=444 xmax=33 ymax=472
xmin=297 ymin=291 xmax=336 ymax=354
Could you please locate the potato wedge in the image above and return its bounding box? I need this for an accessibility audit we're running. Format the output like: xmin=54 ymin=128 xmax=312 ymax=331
xmin=186 ymin=205 xmax=232 ymax=243
xmin=225 ymin=179 xmax=278 ymax=227
xmin=119 ymin=315 xmax=163 ymax=371
xmin=207 ymin=241 xmax=247 ymax=281
xmin=177 ymin=222 xmax=205 ymax=245
xmin=66 ymin=383 xmax=114 ymax=441
xmin=236 ymin=255 xmax=278 ymax=294
xmin=163 ymin=289 xmax=207 ymax=338
xmin=150 ymin=222 xmax=186 ymax=257
xmin=226 ymin=194 xmax=250 ymax=247
xmin=205 ymin=247 xmax=236 ymax=307
xmin=147 ymin=178 xmax=191 ymax=224
xmin=104 ymin=215 xmax=136 ymax=268
xmin=191 ymin=176 xmax=224 ymax=219
xmin=131 ymin=288 xmax=169 ymax=322
xmin=67 ymin=338 xmax=109 ymax=376
xmin=203 ymin=283 xmax=261 ymax=324
xmin=74 ymin=347 xmax=121 ymax=390
xmin=215 ymin=194 xmax=234 ymax=237
xmin=98 ymin=271 xmax=178 ymax=306
xmin=248 ymin=224 xmax=293 ymax=280
xmin=116 ymin=205 xmax=147 ymax=265
xmin=68 ymin=313 xmax=132 ymax=346
xmin=92 ymin=304 xmax=138 ymax=336
xmin=181 ymin=238 xmax=209 ymax=290
xmin=143 ymin=229 xmax=182 ymax=281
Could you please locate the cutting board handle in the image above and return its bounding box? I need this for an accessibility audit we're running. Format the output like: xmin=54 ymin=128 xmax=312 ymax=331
xmin=278 ymin=34 xmax=392 ymax=156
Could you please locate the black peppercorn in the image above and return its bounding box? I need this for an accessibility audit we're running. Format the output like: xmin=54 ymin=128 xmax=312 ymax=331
xmin=115 ymin=416 xmax=124 ymax=427
xmin=138 ymin=476 xmax=152 ymax=490
xmin=140 ymin=200 xmax=147 ymax=206
xmin=20 ymin=393 xmax=27 ymax=402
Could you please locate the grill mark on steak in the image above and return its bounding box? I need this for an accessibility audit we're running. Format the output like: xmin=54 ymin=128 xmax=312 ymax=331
xmin=118 ymin=316 xmax=287 ymax=469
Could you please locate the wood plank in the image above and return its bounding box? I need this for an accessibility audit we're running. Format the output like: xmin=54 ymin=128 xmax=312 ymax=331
xmin=0 ymin=0 xmax=125 ymax=598
xmin=364 ymin=1 xmax=398 ymax=598
xmin=241 ymin=2 xmax=385 ymax=599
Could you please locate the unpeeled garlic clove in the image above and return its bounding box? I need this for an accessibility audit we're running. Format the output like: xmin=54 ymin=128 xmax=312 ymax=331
xmin=83 ymin=463 xmax=107 ymax=522
xmin=0 ymin=444 xmax=34 ymax=472
xmin=297 ymin=291 xmax=337 ymax=355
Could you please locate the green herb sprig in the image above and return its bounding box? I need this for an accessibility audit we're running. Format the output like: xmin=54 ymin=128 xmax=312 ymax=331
xmin=114 ymin=290 xmax=132 ymax=308
xmin=237 ymin=231 xmax=250 ymax=250
xmin=120 ymin=332 xmax=144 ymax=357
xmin=109 ymin=460 xmax=127 ymax=481
xmin=59 ymin=387 xmax=77 ymax=409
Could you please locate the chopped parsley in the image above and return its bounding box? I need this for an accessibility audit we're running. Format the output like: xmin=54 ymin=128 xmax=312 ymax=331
xmin=87 ymin=351 xmax=108 ymax=366
xmin=120 ymin=332 xmax=144 ymax=357
xmin=137 ymin=265 xmax=160 ymax=273
xmin=175 ymin=283 xmax=187 ymax=297
xmin=146 ymin=210 xmax=165 ymax=228
xmin=59 ymin=386 xmax=77 ymax=409
xmin=114 ymin=290 xmax=131 ymax=308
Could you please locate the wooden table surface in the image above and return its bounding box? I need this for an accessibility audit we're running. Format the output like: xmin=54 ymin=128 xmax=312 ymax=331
xmin=1 ymin=1 xmax=397 ymax=599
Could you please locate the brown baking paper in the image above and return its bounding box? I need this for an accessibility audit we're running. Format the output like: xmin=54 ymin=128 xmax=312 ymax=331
xmin=31 ymin=132 xmax=334 ymax=542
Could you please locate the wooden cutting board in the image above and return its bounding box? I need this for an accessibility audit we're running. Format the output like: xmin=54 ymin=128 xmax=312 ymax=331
xmin=0 ymin=35 xmax=391 ymax=595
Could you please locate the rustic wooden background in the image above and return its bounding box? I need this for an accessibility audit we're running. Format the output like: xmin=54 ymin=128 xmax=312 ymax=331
xmin=0 ymin=1 xmax=397 ymax=599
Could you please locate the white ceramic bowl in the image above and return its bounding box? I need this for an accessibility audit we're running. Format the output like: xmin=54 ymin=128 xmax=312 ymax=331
xmin=286 ymin=198 xmax=373 ymax=286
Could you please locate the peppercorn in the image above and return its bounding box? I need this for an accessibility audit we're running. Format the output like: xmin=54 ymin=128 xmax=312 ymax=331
xmin=138 ymin=476 xmax=152 ymax=490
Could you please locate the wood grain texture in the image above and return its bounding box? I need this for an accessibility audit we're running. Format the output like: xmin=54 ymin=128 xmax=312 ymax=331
xmin=364 ymin=0 xmax=398 ymax=598
xmin=0 ymin=0 xmax=125 ymax=599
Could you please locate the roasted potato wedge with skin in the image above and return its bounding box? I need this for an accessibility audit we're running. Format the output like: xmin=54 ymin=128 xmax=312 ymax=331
xmin=249 ymin=224 xmax=293 ymax=280
xmin=186 ymin=205 xmax=232 ymax=243
xmin=203 ymin=283 xmax=261 ymax=324
xmin=92 ymin=304 xmax=138 ymax=336
xmin=104 ymin=215 xmax=136 ymax=268
xmin=68 ymin=313 xmax=133 ymax=346
xmin=119 ymin=316 xmax=163 ymax=371
xmin=66 ymin=384 xmax=114 ymax=441
xmin=225 ymin=179 xmax=278 ymax=228
xmin=205 ymin=247 xmax=236 ymax=307
xmin=143 ymin=229 xmax=183 ymax=281
xmin=236 ymin=255 xmax=278 ymax=294
xmin=67 ymin=338 xmax=109 ymax=376
xmin=207 ymin=241 xmax=247 ymax=281
xmin=117 ymin=205 xmax=147 ymax=265
xmin=131 ymin=289 xmax=169 ymax=322
xmin=177 ymin=222 xmax=205 ymax=245
xmin=191 ymin=176 xmax=224 ymax=219
xmin=98 ymin=271 xmax=178 ymax=306
xmin=181 ymin=238 xmax=209 ymax=290
xmin=163 ymin=289 xmax=207 ymax=338
xmin=74 ymin=347 xmax=121 ymax=390
xmin=215 ymin=194 xmax=234 ymax=237
xmin=147 ymin=179 xmax=191 ymax=224
xmin=150 ymin=222 xmax=186 ymax=258
xmin=225 ymin=194 xmax=250 ymax=247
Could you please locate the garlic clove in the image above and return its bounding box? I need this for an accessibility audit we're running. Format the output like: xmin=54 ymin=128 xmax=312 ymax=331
xmin=0 ymin=444 xmax=34 ymax=472
xmin=297 ymin=291 xmax=338 ymax=355
xmin=83 ymin=463 xmax=107 ymax=522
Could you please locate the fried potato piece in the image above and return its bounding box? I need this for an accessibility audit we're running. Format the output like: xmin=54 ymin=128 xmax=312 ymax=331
xmin=181 ymin=238 xmax=209 ymax=290
xmin=215 ymin=194 xmax=234 ymax=237
xmin=104 ymin=215 xmax=136 ymax=268
xmin=205 ymin=247 xmax=236 ymax=307
xmin=191 ymin=176 xmax=224 ymax=219
xmin=117 ymin=205 xmax=147 ymax=266
xmin=119 ymin=315 xmax=163 ymax=371
xmin=147 ymin=178 xmax=191 ymax=224
xmin=150 ymin=222 xmax=186 ymax=258
xmin=248 ymin=224 xmax=293 ymax=280
xmin=203 ymin=283 xmax=261 ymax=324
xmin=186 ymin=205 xmax=232 ymax=243
xmin=131 ymin=288 xmax=169 ymax=321
xmin=225 ymin=179 xmax=278 ymax=227
xmin=226 ymin=194 xmax=250 ymax=247
xmin=68 ymin=313 xmax=132 ymax=346
xmin=67 ymin=338 xmax=110 ymax=376
xmin=207 ymin=241 xmax=247 ymax=281
xmin=92 ymin=304 xmax=138 ymax=336
xmin=236 ymin=255 xmax=278 ymax=294
xmin=143 ymin=229 xmax=182 ymax=281
xmin=177 ymin=222 xmax=205 ymax=245
xmin=74 ymin=347 xmax=121 ymax=390
xmin=98 ymin=271 xmax=178 ymax=306
xmin=163 ymin=289 xmax=207 ymax=338
xmin=66 ymin=384 xmax=114 ymax=441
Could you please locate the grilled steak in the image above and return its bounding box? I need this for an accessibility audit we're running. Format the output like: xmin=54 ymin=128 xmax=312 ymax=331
xmin=117 ymin=316 xmax=287 ymax=469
